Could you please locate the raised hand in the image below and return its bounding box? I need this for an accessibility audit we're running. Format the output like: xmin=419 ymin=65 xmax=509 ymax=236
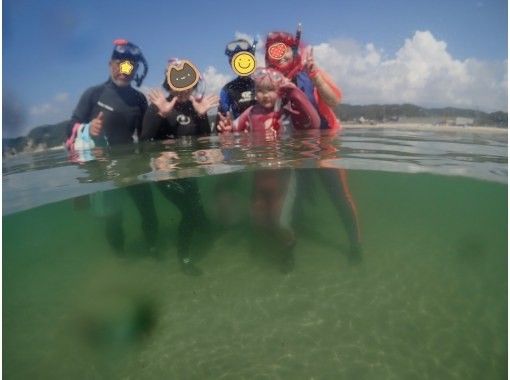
xmin=148 ymin=88 xmax=177 ymax=117
xmin=304 ymin=46 xmax=318 ymax=75
xmin=90 ymin=111 xmax=104 ymax=137
xmin=189 ymin=94 xmax=220 ymax=116
xmin=216 ymin=112 xmax=233 ymax=132
xmin=278 ymin=79 xmax=297 ymax=96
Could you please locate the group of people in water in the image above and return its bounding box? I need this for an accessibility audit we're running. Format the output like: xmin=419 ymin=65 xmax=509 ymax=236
xmin=66 ymin=26 xmax=362 ymax=274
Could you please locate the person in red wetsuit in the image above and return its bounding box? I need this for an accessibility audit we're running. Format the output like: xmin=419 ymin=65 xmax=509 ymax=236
xmin=265 ymin=27 xmax=363 ymax=263
xmin=217 ymin=67 xmax=320 ymax=134
xmin=265 ymin=28 xmax=341 ymax=130
xmin=218 ymin=67 xmax=320 ymax=273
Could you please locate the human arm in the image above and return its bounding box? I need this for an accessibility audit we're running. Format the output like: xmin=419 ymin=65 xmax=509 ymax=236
xmin=280 ymin=82 xmax=321 ymax=129
xmin=141 ymin=89 xmax=178 ymax=141
xmin=189 ymin=94 xmax=220 ymax=116
xmin=134 ymin=92 xmax=148 ymax=139
xmin=197 ymin=113 xmax=212 ymax=136
xmin=233 ymin=107 xmax=251 ymax=132
xmin=304 ymin=49 xmax=341 ymax=108
xmin=216 ymin=112 xmax=234 ymax=133
xmin=147 ymin=88 xmax=178 ymax=117
xmin=141 ymin=103 xmax=167 ymax=141
xmin=68 ymin=86 xmax=107 ymax=142
xmin=66 ymin=86 xmax=109 ymax=149
xmin=215 ymin=87 xmax=231 ymax=130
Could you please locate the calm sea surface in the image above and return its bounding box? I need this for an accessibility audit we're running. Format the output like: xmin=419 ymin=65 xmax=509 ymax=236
xmin=3 ymin=127 xmax=507 ymax=379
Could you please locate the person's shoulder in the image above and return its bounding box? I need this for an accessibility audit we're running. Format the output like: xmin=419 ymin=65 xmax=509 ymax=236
xmin=80 ymin=81 xmax=108 ymax=96
xmin=127 ymin=86 xmax=148 ymax=104
xmin=225 ymin=76 xmax=247 ymax=87
xmin=222 ymin=78 xmax=236 ymax=91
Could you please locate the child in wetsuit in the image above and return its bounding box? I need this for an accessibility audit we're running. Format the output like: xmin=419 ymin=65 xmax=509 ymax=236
xmin=218 ymin=67 xmax=320 ymax=272
xmin=218 ymin=67 xmax=320 ymax=134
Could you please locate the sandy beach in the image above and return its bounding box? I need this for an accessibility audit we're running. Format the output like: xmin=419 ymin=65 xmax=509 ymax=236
xmin=342 ymin=122 xmax=508 ymax=134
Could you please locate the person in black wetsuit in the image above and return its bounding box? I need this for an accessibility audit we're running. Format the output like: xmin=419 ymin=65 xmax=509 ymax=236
xmin=68 ymin=39 xmax=149 ymax=146
xmin=142 ymin=59 xmax=218 ymax=140
xmin=141 ymin=59 xmax=219 ymax=275
xmin=215 ymin=38 xmax=258 ymax=127
xmin=67 ymin=39 xmax=159 ymax=256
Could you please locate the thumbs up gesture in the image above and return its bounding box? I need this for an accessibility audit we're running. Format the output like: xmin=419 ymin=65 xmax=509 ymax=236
xmin=90 ymin=111 xmax=104 ymax=137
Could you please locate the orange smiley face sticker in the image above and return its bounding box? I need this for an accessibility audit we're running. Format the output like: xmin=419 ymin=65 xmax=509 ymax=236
xmin=267 ymin=43 xmax=288 ymax=60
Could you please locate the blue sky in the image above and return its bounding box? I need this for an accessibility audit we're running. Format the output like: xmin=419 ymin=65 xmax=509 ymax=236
xmin=3 ymin=0 xmax=508 ymax=137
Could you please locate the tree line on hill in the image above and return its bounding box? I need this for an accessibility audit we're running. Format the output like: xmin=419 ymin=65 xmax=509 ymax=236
xmin=3 ymin=104 xmax=507 ymax=155
xmin=337 ymin=103 xmax=507 ymax=126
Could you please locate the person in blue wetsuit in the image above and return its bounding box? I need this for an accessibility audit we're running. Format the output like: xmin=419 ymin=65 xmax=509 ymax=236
xmin=141 ymin=59 xmax=219 ymax=275
xmin=214 ymin=39 xmax=258 ymax=131
xmin=66 ymin=39 xmax=159 ymax=257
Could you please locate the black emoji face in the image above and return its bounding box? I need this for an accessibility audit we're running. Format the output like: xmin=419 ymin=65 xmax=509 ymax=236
xmin=166 ymin=60 xmax=200 ymax=92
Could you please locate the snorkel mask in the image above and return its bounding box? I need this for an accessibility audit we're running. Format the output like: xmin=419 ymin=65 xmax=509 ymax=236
xmin=265 ymin=24 xmax=303 ymax=78
xmin=111 ymin=39 xmax=148 ymax=87
xmin=225 ymin=38 xmax=257 ymax=59
xmin=225 ymin=38 xmax=258 ymax=76
xmin=251 ymin=67 xmax=286 ymax=89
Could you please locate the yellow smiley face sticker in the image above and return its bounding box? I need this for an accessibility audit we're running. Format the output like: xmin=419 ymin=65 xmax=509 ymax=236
xmin=119 ymin=60 xmax=134 ymax=75
xmin=231 ymin=51 xmax=256 ymax=76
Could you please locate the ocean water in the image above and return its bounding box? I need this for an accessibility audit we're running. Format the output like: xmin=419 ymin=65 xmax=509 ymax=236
xmin=3 ymin=127 xmax=507 ymax=379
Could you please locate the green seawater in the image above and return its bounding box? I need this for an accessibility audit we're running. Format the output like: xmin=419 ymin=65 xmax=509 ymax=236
xmin=3 ymin=168 xmax=507 ymax=379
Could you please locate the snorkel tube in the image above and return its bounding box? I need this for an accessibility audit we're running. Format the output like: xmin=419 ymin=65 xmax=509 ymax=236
xmin=252 ymin=37 xmax=258 ymax=53
xmin=286 ymin=23 xmax=304 ymax=79
xmin=292 ymin=23 xmax=301 ymax=57
xmin=134 ymin=54 xmax=148 ymax=87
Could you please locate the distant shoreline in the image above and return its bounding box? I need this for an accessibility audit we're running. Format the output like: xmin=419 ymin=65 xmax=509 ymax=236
xmin=342 ymin=123 xmax=508 ymax=134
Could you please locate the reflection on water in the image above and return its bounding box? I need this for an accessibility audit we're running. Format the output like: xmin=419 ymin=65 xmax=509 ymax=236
xmin=3 ymin=127 xmax=507 ymax=215
xmin=3 ymin=127 xmax=507 ymax=378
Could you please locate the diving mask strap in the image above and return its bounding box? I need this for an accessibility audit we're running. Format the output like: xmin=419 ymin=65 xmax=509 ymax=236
xmin=134 ymin=55 xmax=148 ymax=87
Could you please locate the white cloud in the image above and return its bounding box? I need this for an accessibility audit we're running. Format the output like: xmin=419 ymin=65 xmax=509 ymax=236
xmin=312 ymin=30 xmax=507 ymax=112
xmin=202 ymin=65 xmax=232 ymax=95
xmin=29 ymin=91 xmax=73 ymax=126
xmin=234 ymin=31 xmax=257 ymax=45
xmin=54 ymin=92 xmax=69 ymax=102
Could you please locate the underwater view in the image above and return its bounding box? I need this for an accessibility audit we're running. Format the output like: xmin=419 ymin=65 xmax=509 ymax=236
xmin=3 ymin=127 xmax=507 ymax=379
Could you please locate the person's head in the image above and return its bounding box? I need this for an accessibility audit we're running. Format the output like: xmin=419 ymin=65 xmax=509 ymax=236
xmin=163 ymin=59 xmax=202 ymax=102
xmin=264 ymin=31 xmax=302 ymax=78
xmin=225 ymin=38 xmax=256 ymax=64
xmin=224 ymin=38 xmax=258 ymax=77
xmin=251 ymin=67 xmax=286 ymax=109
xmin=109 ymin=39 xmax=148 ymax=87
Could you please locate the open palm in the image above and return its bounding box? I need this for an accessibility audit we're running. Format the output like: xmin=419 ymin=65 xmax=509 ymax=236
xmin=148 ymin=88 xmax=177 ymax=116
xmin=190 ymin=94 xmax=220 ymax=116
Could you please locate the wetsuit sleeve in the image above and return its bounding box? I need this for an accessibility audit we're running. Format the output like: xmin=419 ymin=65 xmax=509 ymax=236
xmin=234 ymin=107 xmax=252 ymax=132
xmin=214 ymin=87 xmax=231 ymax=133
xmin=218 ymin=87 xmax=231 ymax=115
xmin=313 ymin=70 xmax=342 ymax=130
xmin=283 ymin=86 xmax=321 ymax=129
xmin=317 ymin=69 xmax=342 ymax=101
xmin=198 ymin=114 xmax=212 ymax=136
xmin=68 ymin=86 xmax=98 ymax=138
xmin=141 ymin=104 xmax=165 ymax=141
xmin=135 ymin=93 xmax=148 ymax=139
